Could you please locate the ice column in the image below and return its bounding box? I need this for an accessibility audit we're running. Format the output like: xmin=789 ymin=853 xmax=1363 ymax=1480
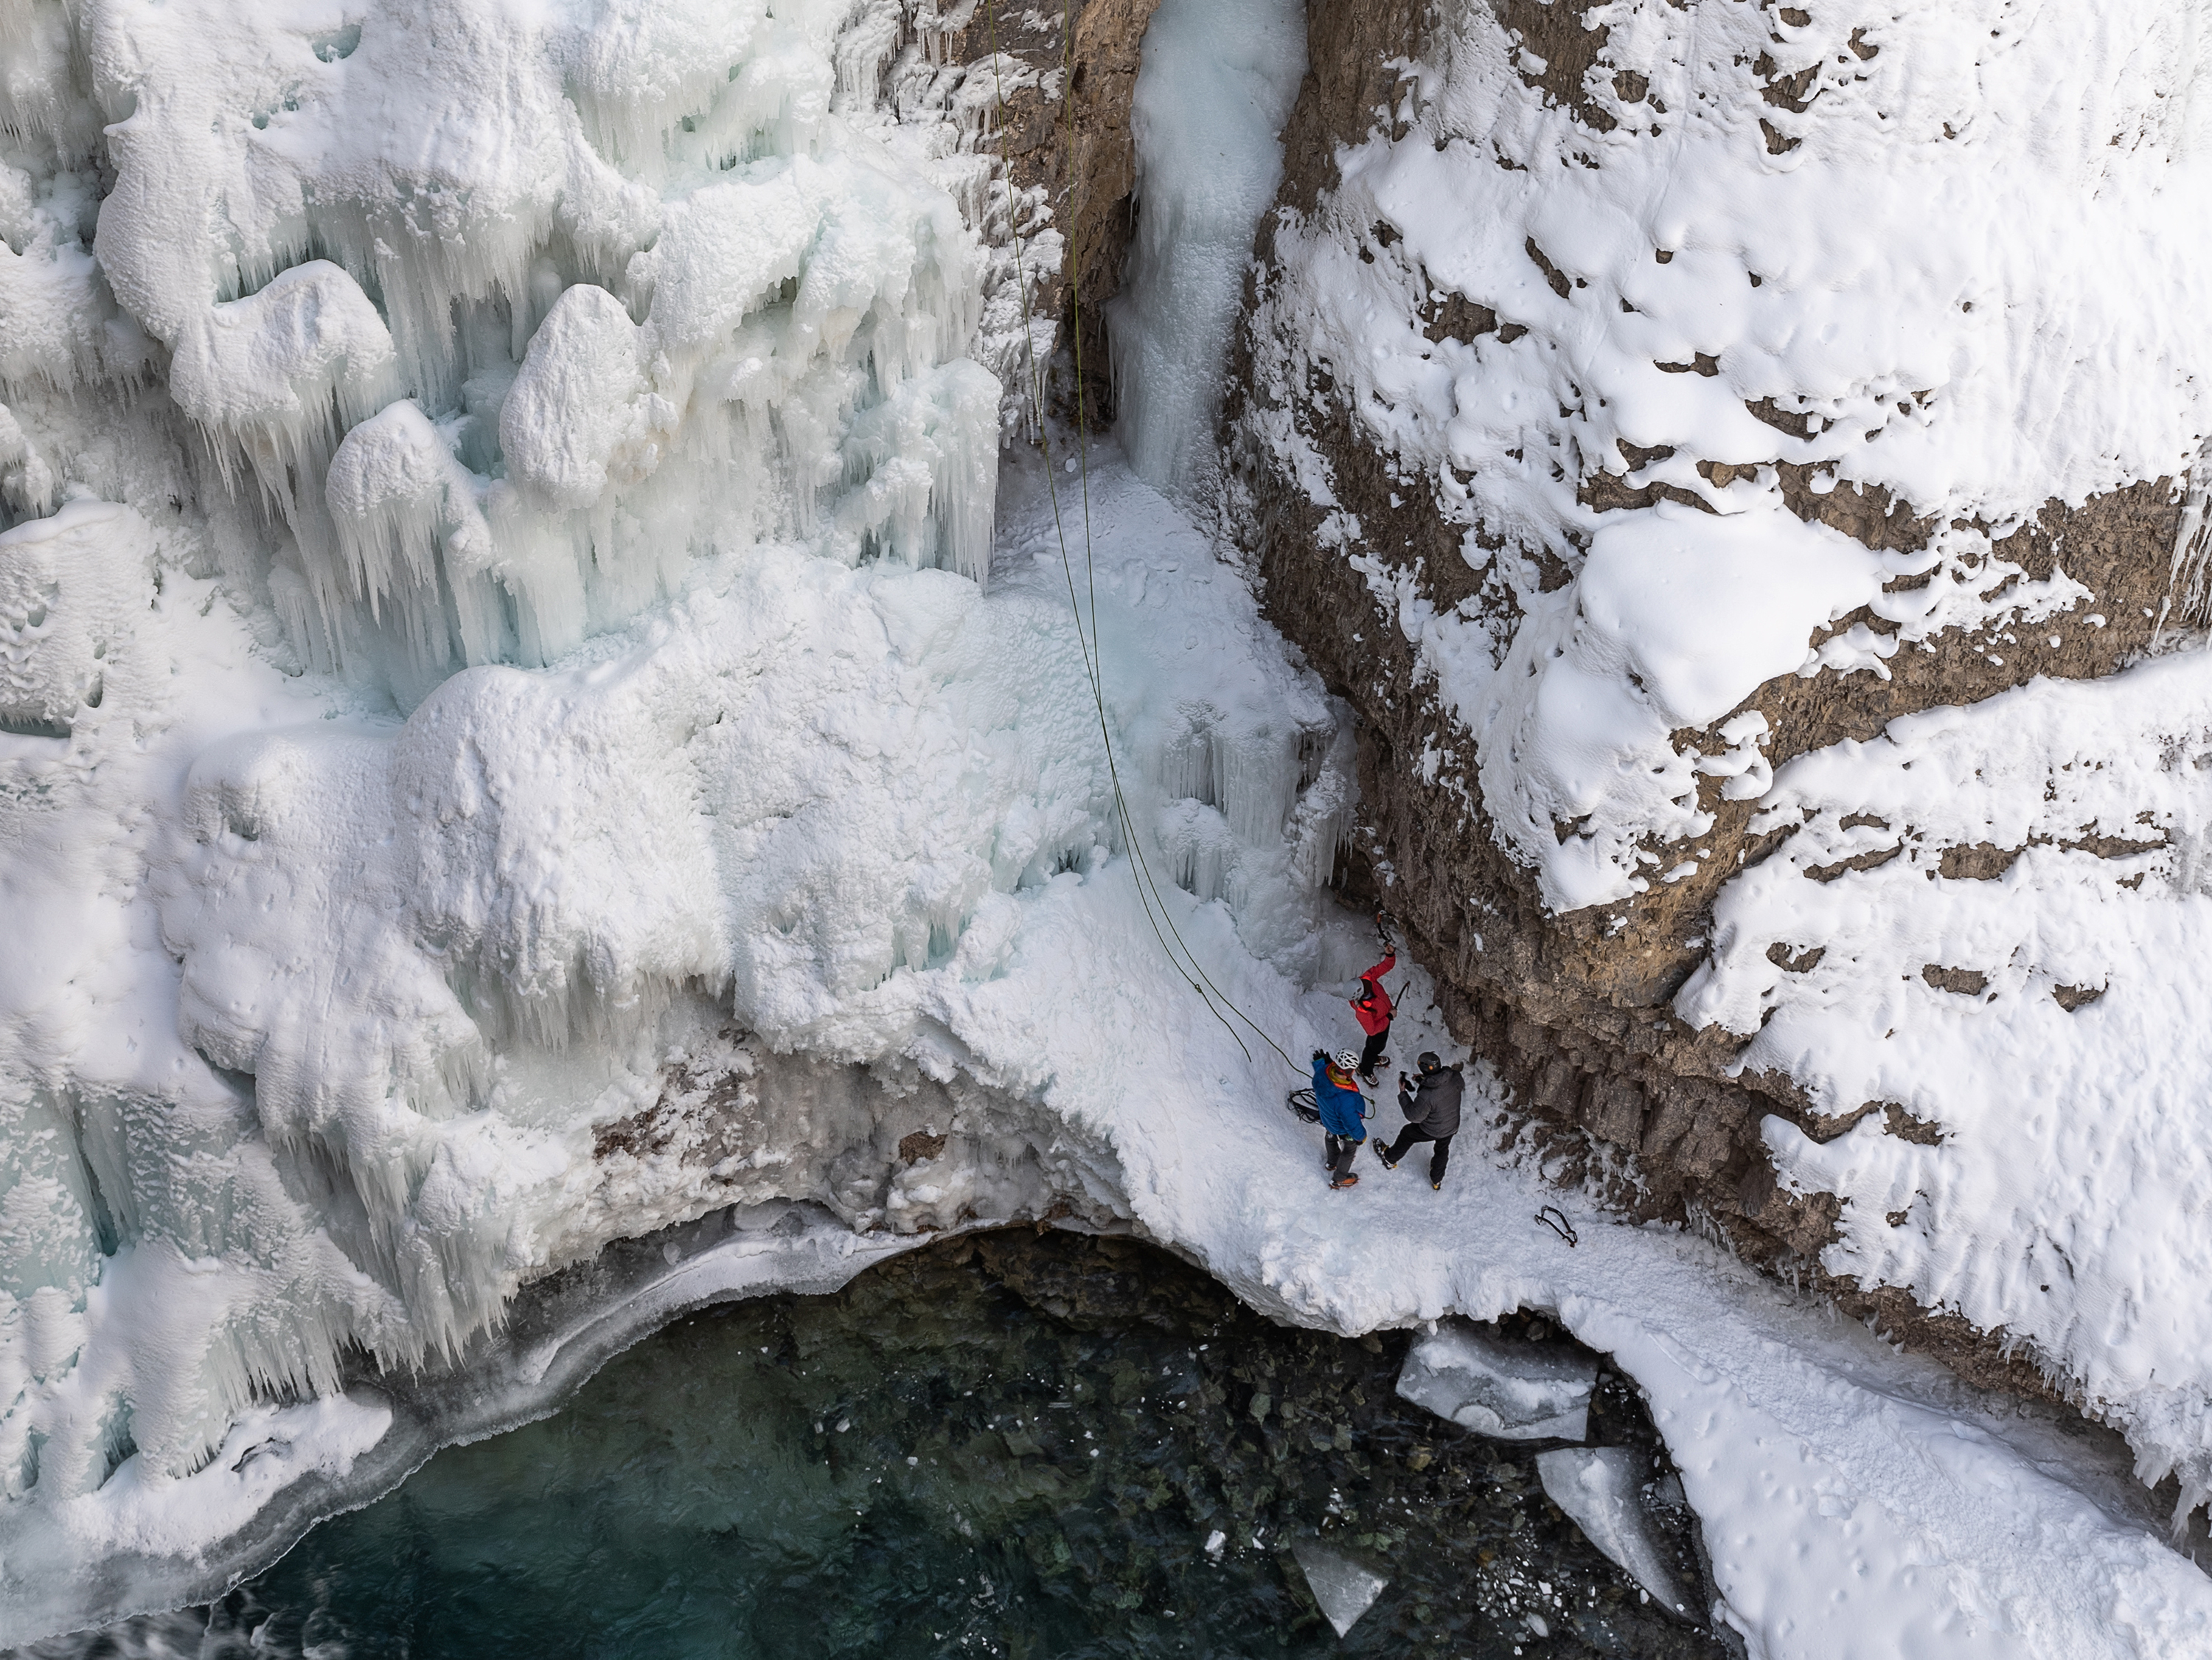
xmin=1107 ymin=0 xmax=1304 ymax=501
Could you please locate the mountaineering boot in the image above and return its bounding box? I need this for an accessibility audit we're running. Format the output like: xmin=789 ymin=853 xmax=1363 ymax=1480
xmin=1430 ymin=1181 xmax=1442 ymax=1192
xmin=1375 ymin=1145 xmax=1397 ymax=1170
xmin=1330 ymin=1174 xmax=1360 ymax=1190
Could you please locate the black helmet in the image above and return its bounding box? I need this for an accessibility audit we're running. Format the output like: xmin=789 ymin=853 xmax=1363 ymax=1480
xmin=1417 ymin=1051 xmax=1441 ymax=1072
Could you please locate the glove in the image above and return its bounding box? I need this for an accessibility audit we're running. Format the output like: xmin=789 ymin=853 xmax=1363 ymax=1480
xmin=1311 ymin=1049 xmax=1326 ymax=1063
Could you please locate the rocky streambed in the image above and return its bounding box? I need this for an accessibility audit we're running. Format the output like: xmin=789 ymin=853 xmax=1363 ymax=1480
xmin=18 ymin=1233 xmax=1731 ymax=1660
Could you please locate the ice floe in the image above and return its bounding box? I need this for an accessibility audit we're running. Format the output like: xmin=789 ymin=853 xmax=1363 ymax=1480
xmin=1395 ymin=1319 xmax=1596 ymax=1442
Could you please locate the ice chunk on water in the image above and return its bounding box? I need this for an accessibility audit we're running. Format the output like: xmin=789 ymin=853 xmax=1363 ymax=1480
xmin=1289 ymin=1538 xmax=1388 ymax=1637
xmin=1395 ymin=1321 xmax=1596 ymax=1441
xmin=1535 ymin=1447 xmax=1690 ymax=1616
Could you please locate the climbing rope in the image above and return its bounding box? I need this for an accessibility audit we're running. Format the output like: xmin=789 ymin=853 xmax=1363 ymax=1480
xmin=980 ymin=0 xmax=1307 ymax=1080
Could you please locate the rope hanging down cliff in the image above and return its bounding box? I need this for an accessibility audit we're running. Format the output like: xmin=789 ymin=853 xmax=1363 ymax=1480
xmin=981 ymin=1 xmax=1303 ymax=1078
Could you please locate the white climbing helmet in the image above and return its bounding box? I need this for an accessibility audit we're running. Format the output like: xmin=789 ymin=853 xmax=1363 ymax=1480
xmin=1333 ymin=1049 xmax=1360 ymax=1073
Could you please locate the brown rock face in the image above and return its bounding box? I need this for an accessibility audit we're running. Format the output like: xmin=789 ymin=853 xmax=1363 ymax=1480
xmin=946 ymin=0 xmax=1164 ymax=425
xmin=1225 ymin=0 xmax=2188 ymax=1396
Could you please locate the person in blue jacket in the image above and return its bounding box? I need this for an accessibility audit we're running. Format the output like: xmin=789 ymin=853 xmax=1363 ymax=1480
xmin=1311 ymin=1048 xmax=1371 ymax=1190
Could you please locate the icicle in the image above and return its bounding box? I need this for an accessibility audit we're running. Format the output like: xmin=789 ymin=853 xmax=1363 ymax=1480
xmin=2163 ymin=434 xmax=2212 ymax=631
xmin=325 ymin=399 xmax=501 ymax=676
xmin=0 ymin=406 xmax=57 ymax=520
xmin=1214 ymin=724 xmax=1301 ymax=847
xmin=838 ymin=359 xmax=1001 ymax=585
xmin=833 ymin=0 xmax=904 ymax=112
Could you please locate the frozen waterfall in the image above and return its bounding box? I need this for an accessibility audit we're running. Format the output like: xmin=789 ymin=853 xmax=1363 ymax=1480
xmin=7 ymin=0 xmax=2212 ymax=1653
xmin=32 ymin=0 xmax=1010 ymax=701
xmin=0 ymin=0 xmax=1361 ymax=1635
xmin=1106 ymin=0 xmax=1305 ymax=502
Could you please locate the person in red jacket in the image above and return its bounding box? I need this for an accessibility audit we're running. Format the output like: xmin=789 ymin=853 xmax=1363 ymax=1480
xmin=1350 ymin=918 xmax=1396 ymax=1084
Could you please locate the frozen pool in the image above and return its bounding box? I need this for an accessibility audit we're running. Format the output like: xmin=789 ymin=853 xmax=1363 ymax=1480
xmin=17 ymin=1233 xmax=1728 ymax=1659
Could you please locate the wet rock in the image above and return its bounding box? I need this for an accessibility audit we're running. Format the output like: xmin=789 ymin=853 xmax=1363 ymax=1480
xmin=1397 ymin=1320 xmax=1597 ymax=1441
xmin=1536 ymin=1448 xmax=1691 ymax=1619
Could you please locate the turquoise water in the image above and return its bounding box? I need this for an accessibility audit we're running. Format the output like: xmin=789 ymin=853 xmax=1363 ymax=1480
xmin=29 ymin=1233 xmax=1731 ymax=1659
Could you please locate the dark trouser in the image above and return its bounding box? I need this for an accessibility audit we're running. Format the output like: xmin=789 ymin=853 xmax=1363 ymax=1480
xmin=1385 ymin=1122 xmax=1453 ymax=1185
xmin=1324 ymin=1133 xmax=1363 ymax=1182
xmin=1357 ymin=1027 xmax=1389 ymax=1080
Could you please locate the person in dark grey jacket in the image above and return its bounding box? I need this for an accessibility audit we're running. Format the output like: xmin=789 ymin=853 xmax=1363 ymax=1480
xmin=1376 ymin=1052 xmax=1462 ymax=1190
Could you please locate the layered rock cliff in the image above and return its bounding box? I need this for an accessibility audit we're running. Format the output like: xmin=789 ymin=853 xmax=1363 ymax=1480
xmin=1226 ymin=0 xmax=2212 ymax=1420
